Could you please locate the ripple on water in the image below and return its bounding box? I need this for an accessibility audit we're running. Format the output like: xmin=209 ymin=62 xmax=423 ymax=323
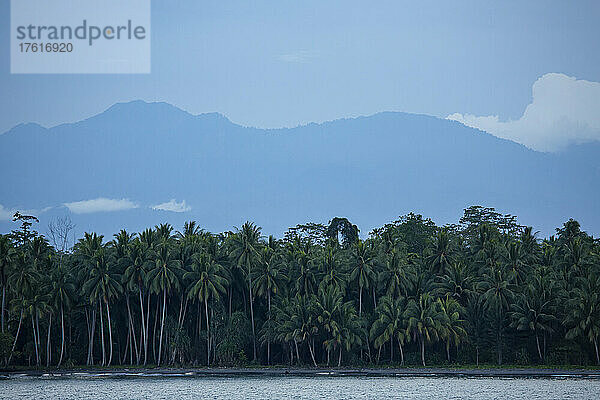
xmin=1 ymin=376 xmax=600 ymax=400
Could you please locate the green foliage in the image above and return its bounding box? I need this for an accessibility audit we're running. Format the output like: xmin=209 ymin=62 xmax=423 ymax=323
xmin=1 ymin=207 xmax=599 ymax=369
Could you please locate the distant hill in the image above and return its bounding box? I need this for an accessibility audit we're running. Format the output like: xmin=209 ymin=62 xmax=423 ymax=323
xmin=1 ymin=100 xmax=598 ymax=238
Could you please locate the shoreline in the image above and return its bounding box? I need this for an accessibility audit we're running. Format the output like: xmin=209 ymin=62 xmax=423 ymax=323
xmin=3 ymin=367 xmax=600 ymax=379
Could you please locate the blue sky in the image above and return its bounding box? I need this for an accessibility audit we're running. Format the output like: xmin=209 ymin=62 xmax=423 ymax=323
xmin=1 ymin=0 xmax=599 ymax=147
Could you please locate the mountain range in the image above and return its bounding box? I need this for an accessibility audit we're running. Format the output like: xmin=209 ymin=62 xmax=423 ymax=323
xmin=1 ymin=100 xmax=598 ymax=238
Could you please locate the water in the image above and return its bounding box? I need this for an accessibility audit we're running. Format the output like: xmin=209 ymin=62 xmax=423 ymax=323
xmin=1 ymin=375 xmax=600 ymax=399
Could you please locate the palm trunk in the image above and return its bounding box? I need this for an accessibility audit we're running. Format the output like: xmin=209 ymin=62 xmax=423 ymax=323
xmin=58 ymin=305 xmax=65 ymax=367
xmin=294 ymin=340 xmax=300 ymax=365
xmin=398 ymin=338 xmax=404 ymax=366
xmin=535 ymin=332 xmax=542 ymax=362
xmin=87 ymin=307 xmax=97 ymax=365
xmin=446 ymin=340 xmax=451 ymax=362
xmin=248 ymin=273 xmax=256 ymax=361
xmin=372 ymin=287 xmax=377 ymax=309
xmin=421 ymin=336 xmax=426 ymax=367
xmin=390 ymin=336 xmax=393 ymax=362
xmin=338 ymin=346 xmax=342 ymax=367
xmin=125 ymin=296 xmax=138 ymax=363
xmin=31 ymin=314 xmax=40 ymax=366
xmin=1 ymin=285 xmax=5 ymax=333
xmin=106 ymin=300 xmax=114 ymax=366
xmin=228 ymin=287 xmax=232 ymax=318
xmin=137 ymin=286 xmax=145 ymax=365
xmin=267 ymin=291 xmax=271 ymax=365
xmin=205 ymin=298 xmax=210 ymax=366
xmin=46 ymin=313 xmax=52 ymax=367
xmin=145 ymin=292 xmax=151 ymax=365
xmin=8 ymin=308 xmax=23 ymax=365
xmin=158 ymin=288 xmax=166 ymax=366
xmin=595 ymin=338 xmax=599 ymax=365
xmin=359 ymin=285 xmax=362 ymax=316
xmin=153 ymin=299 xmax=159 ymax=363
xmin=99 ymin=302 xmax=106 ymax=366
xmin=308 ymin=340 xmax=317 ymax=367
xmin=36 ymin=311 xmax=41 ymax=365
xmin=121 ymin=326 xmax=130 ymax=365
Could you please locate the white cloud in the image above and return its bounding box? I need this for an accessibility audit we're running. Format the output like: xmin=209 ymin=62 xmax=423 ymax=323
xmin=277 ymin=50 xmax=316 ymax=63
xmin=0 ymin=204 xmax=14 ymax=221
xmin=64 ymin=198 xmax=138 ymax=214
xmin=152 ymin=199 xmax=191 ymax=213
xmin=447 ymin=73 xmax=600 ymax=152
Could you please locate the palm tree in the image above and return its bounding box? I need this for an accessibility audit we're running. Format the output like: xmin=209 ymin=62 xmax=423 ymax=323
xmin=254 ymin=239 xmax=285 ymax=364
xmin=0 ymin=235 xmax=14 ymax=333
xmin=427 ymin=229 xmax=454 ymax=275
xmin=315 ymin=285 xmax=343 ymax=365
xmin=510 ymin=270 xmax=557 ymax=362
xmin=7 ymin=251 xmax=39 ymax=364
xmin=564 ymin=273 xmax=600 ymax=364
xmin=289 ymin=295 xmax=319 ymax=367
xmin=350 ymin=240 xmax=375 ymax=316
xmin=437 ymin=294 xmax=467 ymax=362
xmin=405 ymin=293 xmax=442 ymax=366
xmin=319 ymin=244 xmax=347 ymax=295
xmin=185 ymin=253 xmax=227 ymax=365
xmin=436 ymin=261 xmax=473 ymax=304
xmin=370 ymin=295 xmax=407 ymax=364
xmin=464 ymin=293 xmax=486 ymax=366
xmin=122 ymin=239 xmax=149 ymax=364
xmin=479 ymin=266 xmax=515 ymax=365
xmin=49 ymin=262 xmax=75 ymax=367
xmin=380 ymin=247 xmax=407 ymax=298
xmin=148 ymin=240 xmax=181 ymax=366
xmin=82 ymin=247 xmax=122 ymax=366
xmin=229 ymin=222 xmax=262 ymax=361
xmin=334 ymin=302 xmax=363 ymax=366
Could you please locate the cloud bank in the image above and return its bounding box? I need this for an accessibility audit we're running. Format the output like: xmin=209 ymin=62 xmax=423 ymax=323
xmin=447 ymin=73 xmax=600 ymax=152
xmin=64 ymin=198 xmax=138 ymax=214
xmin=152 ymin=199 xmax=191 ymax=213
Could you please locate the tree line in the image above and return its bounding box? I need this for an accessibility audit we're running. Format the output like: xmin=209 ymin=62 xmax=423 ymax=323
xmin=0 ymin=206 xmax=599 ymax=368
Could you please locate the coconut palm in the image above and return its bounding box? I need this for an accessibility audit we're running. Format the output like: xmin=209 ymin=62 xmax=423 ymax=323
xmin=350 ymin=240 xmax=375 ymax=316
xmin=185 ymin=253 xmax=227 ymax=365
xmin=479 ymin=266 xmax=515 ymax=365
xmin=370 ymin=295 xmax=407 ymax=364
xmin=82 ymin=247 xmax=122 ymax=366
xmin=148 ymin=240 xmax=181 ymax=366
xmin=229 ymin=222 xmax=262 ymax=361
xmin=427 ymin=229 xmax=454 ymax=275
xmin=0 ymin=235 xmax=14 ymax=333
xmin=405 ymin=293 xmax=442 ymax=366
xmin=564 ymin=273 xmax=600 ymax=364
xmin=314 ymin=285 xmax=343 ymax=365
xmin=436 ymin=261 xmax=474 ymax=304
xmin=253 ymin=239 xmax=285 ymax=364
xmin=380 ymin=247 xmax=407 ymax=298
xmin=49 ymin=262 xmax=75 ymax=367
xmin=437 ymin=294 xmax=467 ymax=362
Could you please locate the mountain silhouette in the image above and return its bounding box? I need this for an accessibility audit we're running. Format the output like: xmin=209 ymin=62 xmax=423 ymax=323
xmin=1 ymin=100 xmax=598 ymax=237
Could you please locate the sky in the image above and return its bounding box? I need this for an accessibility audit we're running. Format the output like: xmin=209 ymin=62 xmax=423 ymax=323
xmin=1 ymin=0 xmax=600 ymax=151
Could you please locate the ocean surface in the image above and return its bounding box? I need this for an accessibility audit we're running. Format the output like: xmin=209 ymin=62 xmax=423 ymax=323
xmin=2 ymin=375 xmax=600 ymax=399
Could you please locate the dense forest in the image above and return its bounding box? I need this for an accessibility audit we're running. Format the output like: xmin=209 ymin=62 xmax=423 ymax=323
xmin=0 ymin=206 xmax=599 ymax=369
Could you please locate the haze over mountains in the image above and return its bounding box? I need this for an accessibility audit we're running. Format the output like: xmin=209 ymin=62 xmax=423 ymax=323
xmin=1 ymin=100 xmax=598 ymax=239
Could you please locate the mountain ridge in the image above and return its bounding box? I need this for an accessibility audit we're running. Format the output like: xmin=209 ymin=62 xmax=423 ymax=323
xmin=0 ymin=100 xmax=598 ymax=238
